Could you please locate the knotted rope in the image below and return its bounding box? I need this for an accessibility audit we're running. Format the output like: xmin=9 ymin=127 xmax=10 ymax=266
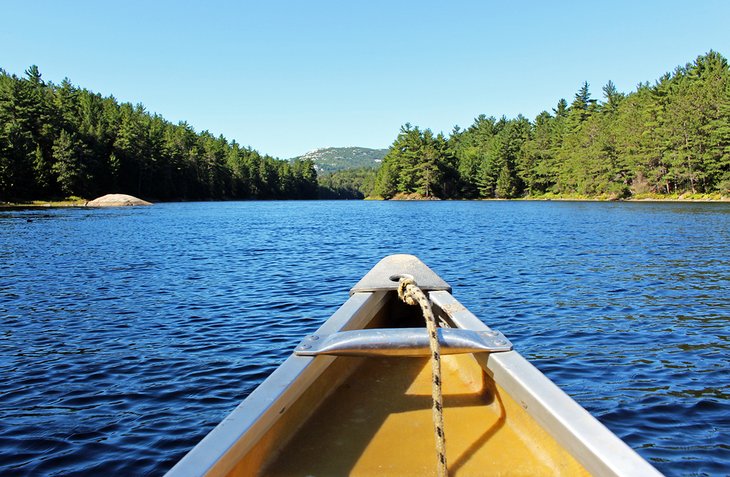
xmin=397 ymin=277 xmax=448 ymax=477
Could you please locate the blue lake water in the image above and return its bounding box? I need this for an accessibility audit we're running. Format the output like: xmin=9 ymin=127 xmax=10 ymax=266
xmin=1 ymin=200 xmax=728 ymax=476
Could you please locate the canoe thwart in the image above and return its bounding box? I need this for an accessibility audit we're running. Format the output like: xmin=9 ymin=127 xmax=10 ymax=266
xmin=294 ymin=328 xmax=513 ymax=357
xmin=350 ymin=254 xmax=451 ymax=295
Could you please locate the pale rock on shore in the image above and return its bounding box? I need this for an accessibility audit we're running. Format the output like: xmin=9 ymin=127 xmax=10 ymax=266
xmin=86 ymin=194 xmax=152 ymax=207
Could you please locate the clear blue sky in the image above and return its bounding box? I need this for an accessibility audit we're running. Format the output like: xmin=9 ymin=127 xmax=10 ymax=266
xmin=2 ymin=0 xmax=729 ymax=159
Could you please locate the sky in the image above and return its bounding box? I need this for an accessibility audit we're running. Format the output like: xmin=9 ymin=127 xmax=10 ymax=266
xmin=2 ymin=0 xmax=729 ymax=159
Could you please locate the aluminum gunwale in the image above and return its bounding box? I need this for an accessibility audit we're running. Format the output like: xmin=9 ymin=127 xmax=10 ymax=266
xmin=164 ymin=291 xmax=389 ymax=477
xmin=429 ymin=290 xmax=662 ymax=477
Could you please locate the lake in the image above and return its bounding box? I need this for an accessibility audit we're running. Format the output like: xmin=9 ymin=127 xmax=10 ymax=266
xmin=1 ymin=200 xmax=728 ymax=476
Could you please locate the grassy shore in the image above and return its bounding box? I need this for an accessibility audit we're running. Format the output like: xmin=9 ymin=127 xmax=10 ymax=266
xmin=365 ymin=192 xmax=729 ymax=201
xmin=1 ymin=197 xmax=88 ymax=208
xmin=3 ymin=192 xmax=728 ymax=207
xmin=528 ymin=191 xmax=729 ymax=202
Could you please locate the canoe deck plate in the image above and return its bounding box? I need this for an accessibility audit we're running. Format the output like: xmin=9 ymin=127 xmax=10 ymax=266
xmin=294 ymin=328 xmax=512 ymax=357
xmin=350 ymin=254 xmax=451 ymax=295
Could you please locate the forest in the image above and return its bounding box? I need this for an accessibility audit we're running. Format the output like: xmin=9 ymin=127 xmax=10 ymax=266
xmin=371 ymin=51 xmax=730 ymax=200
xmin=0 ymin=66 xmax=318 ymax=201
xmin=1 ymin=51 xmax=728 ymax=202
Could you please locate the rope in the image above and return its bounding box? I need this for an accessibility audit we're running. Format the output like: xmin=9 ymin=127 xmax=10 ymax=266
xmin=397 ymin=277 xmax=448 ymax=477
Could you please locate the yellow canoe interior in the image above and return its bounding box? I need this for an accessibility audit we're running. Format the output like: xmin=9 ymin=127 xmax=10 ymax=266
xmin=227 ymin=301 xmax=590 ymax=476
xmin=167 ymin=256 xmax=659 ymax=477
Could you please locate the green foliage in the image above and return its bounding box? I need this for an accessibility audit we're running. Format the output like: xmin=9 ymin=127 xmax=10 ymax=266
xmin=374 ymin=124 xmax=458 ymax=199
xmin=2 ymin=52 xmax=728 ymax=203
xmin=318 ymin=167 xmax=376 ymax=199
xmin=376 ymin=51 xmax=730 ymax=200
xmin=52 ymin=129 xmax=88 ymax=195
xmin=0 ymin=67 xmax=318 ymax=201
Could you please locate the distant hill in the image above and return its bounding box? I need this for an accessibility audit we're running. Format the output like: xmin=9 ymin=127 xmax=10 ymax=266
xmin=292 ymin=147 xmax=387 ymax=173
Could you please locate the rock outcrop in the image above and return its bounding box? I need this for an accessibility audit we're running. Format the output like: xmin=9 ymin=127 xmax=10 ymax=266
xmin=86 ymin=194 xmax=152 ymax=207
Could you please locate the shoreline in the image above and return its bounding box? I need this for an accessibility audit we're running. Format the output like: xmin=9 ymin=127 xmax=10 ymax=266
xmin=370 ymin=192 xmax=730 ymax=202
xmin=2 ymin=195 xmax=729 ymax=208
xmin=1 ymin=199 xmax=88 ymax=209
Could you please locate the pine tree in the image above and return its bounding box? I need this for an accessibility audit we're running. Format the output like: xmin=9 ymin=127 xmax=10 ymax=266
xmin=52 ymin=129 xmax=87 ymax=196
xmin=601 ymin=80 xmax=624 ymax=114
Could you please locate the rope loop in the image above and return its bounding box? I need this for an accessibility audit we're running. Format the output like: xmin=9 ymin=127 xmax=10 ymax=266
xmin=397 ymin=277 xmax=448 ymax=477
xmin=397 ymin=276 xmax=418 ymax=306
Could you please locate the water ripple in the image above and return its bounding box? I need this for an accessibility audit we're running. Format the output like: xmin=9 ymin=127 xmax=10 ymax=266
xmin=1 ymin=201 xmax=728 ymax=476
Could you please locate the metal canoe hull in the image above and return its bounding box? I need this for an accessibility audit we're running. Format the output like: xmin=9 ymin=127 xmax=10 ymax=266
xmin=166 ymin=255 xmax=661 ymax=477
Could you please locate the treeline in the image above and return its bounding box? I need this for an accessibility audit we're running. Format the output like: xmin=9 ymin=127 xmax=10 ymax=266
xmin=0 ymin=66 xmax=318 ymax=201
xmin=374 ymin=51 xmax=730 ymax=199
xmin=3 ymin=52 xmax=728 ymax=203
xmin=318 ymin=168 xmax=377 ymax=199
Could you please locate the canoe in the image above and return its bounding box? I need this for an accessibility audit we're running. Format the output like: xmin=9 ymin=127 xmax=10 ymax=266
xmin=166 ymin=255 xmax=661 ymax=476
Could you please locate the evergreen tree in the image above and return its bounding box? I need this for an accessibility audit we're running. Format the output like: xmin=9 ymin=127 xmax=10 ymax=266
xmin=709 ymin=70 xmax=730 ymax=192
xmin=414 ymin=130 xmax=441 ymax=198
xmin=570 ymin=82 xmax=596 ymax=123
xmin=52 ymin=129 xmax=88 ymax=195
xmin=520 ymin=111 xmax=556 ymax=194
xmin=2 ymin=55 xmax=729 ymax=202
xmin=601 ymin=80 xmax=624 ymax=114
